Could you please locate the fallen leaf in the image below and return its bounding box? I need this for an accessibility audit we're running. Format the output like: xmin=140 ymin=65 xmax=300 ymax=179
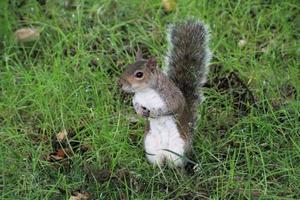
xmin=261 ymin=47 xmax=268 ymax=53
xmin=50 ymin=154 xmax=64 ymax=161
xmin=48 ymin=147 xmax=73 ymax=162
xmin=56 ymin=129 xmax=68 ymax=142
xmin=69 ymin=191 xmax=90 ymax=200
xmin=52 ymin=149 xmax=66 ymax=159
xmin=15 ymin=28 xmax=40 ymax=42
xmin=238 ymin=39 xmax=247 ymax=48
xmin=162 ymin=0 xmax=176 ymax=12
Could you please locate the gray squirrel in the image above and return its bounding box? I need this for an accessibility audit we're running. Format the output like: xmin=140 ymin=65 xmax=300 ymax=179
xmin=118 ymin=20 xmax=211 ymax=167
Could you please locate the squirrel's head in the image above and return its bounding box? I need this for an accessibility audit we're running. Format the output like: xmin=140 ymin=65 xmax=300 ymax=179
xmin=118 ymin=51 xmax=158 ymax=93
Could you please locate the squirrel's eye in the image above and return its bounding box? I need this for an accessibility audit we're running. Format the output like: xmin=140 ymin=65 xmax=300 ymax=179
xmin=135 ymin=72 xmax=144 ymax=78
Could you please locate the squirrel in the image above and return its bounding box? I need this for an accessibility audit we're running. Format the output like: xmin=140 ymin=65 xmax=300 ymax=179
xmin=118 ymin=20 xmax=211 ymax=167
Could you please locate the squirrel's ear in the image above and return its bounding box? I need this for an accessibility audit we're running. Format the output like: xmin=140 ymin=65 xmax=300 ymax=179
xmin=146 ymin=57 xmax=157 ymax=71
xmin=135 ymin=48 xmax=143 ymax=61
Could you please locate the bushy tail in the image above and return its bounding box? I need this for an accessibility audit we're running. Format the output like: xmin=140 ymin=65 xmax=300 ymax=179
xmin=165 ymin=20 xmax=211 ymax=124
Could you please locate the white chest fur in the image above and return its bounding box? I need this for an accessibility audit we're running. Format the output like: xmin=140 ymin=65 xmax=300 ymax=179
xmin=133 ymin=88 xmax=166 ymax=111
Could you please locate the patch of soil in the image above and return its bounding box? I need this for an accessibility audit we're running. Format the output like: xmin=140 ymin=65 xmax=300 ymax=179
xmin=279 ymin=83 xmax=297 ymax=99
xmin=40 ymin=127 xmax=90 ymax=171
xmin=261 ymin=81 xmax=297 ymax=113
xmin=37 ymin=0 xmax=46 ymax=6
xmin=85 ymin=166 xmax=112 ymax=183
xmin=63 ymin=46 xmax=77 ymax=57
xmin=12 ymin=0 xmax=27 ymax=8
xmin=84 ymin=165 xmax=147 ymax=196
xmin=87 ymin=38 xmax=101 ymax=52
xmin=88 ymin=58 xmax=99 ymax=71
xmin=204 ymin=64 xmax=256 ymax=116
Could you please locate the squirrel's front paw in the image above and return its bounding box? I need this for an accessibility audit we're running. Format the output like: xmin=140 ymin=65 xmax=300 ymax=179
xmin=134 ymin=103 xmax=150 ymax=118
xmin=140 ymin=106 xmax=150 ymax=117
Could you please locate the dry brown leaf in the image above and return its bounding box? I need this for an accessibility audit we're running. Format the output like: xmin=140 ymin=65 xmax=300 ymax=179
xmin=49 ymin=148 xmax=73 ymax=161
xmin=162 ymin=0 xmax=176 ymax=12
xmin=238 ymin=39 xmax=247 ymax=48
xmin=53 ymin=149 xmax=66 ymax=159
xmin=261 ymin=47 xmax=268 ymax=53
xmin=56 ymin=129 xmax=68 ymax=142
xmin=69 ymin=191 xmax=90 ymax=200
xmin=50 ymin=154 xmax=64 ymax=160
xmin=15 ymin=28 xmax=40 ymax=42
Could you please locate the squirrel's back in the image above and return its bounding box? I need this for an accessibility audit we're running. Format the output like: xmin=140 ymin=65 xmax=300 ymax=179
xmin=165 ymin=20 xmax=211 ymax=125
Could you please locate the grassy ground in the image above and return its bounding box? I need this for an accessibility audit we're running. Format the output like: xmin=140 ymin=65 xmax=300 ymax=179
xmin=1 ymin=0 xmax=299 ymax=199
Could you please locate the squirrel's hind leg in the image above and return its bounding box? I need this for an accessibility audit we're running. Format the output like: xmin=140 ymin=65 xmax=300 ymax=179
xmin=165 ymin=137 xmax=186 ymax=167
xmin=133 ymin=101 xmax=150 ymax=117
xmin=144 ymin=131 xmax=165 ymax=166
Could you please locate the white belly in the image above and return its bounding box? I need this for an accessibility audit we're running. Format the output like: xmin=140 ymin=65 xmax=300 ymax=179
xmin=144 ymin=115 xmax=186 ymax=166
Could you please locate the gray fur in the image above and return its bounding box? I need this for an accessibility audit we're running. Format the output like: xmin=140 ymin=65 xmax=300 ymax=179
xmin=165 ymin=20 xmax=212 ymax=126
xmin=149 ymin=71 xmax=185 ymax=118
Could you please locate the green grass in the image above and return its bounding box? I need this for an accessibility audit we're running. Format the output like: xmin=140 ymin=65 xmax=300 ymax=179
xmin=1 ymin=0 xmax=299 ymax=199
